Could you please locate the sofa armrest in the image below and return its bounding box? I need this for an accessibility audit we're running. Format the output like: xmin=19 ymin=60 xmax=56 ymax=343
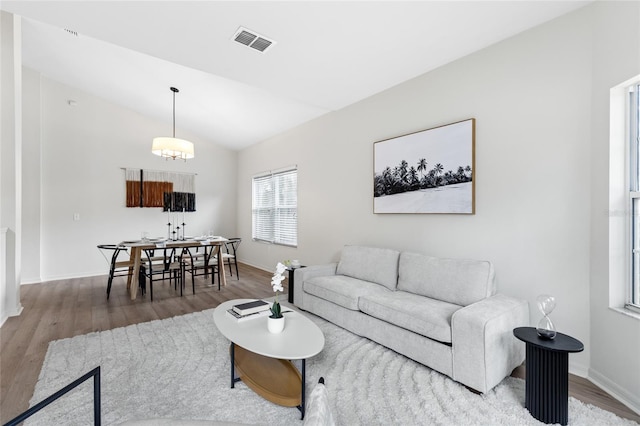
xmin=293 ymin=263 xmax=338 ymax=308
xmin=451 ymin=294 xmax=529 ymax=393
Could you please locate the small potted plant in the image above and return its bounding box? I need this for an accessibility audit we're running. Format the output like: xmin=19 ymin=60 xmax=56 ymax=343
xmin=268 ymin=262 xmax=286 ymax=333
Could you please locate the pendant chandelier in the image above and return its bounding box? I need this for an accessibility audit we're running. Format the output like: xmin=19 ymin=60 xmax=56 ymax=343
xmin=152 ymin=87 xmax=195 ymax=161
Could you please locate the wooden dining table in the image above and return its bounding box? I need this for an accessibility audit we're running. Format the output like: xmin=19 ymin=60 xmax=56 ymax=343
xmin=119 ymin=237 xmax=228 ymax=300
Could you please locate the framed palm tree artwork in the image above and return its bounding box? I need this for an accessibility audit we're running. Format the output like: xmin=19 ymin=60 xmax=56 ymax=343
xmin=373 ymin=118 xmax=475 ymax=214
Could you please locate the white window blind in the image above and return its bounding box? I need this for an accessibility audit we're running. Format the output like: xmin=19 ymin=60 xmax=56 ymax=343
xmin=252 ymin=167 xmax=297 ymax=247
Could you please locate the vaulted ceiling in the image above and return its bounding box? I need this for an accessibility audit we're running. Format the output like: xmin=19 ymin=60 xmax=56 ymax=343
xmin=2 ymin=1 xmax=590 ymax=150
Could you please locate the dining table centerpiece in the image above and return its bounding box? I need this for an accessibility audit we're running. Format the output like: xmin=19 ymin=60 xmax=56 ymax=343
xmin=268 ymin=262 xmax=286 ymax=333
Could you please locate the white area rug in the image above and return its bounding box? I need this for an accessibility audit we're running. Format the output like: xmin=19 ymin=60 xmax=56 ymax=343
xmin=26 ymin=308 xmax=636 ymax=425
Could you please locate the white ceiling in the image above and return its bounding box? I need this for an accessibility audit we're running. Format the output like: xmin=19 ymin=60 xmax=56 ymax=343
xmin=2 ymin=1 xmax=590 ymax=151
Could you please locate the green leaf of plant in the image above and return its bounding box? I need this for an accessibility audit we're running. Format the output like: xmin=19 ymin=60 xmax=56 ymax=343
xmin=271 ymin=301 xmax=281 ymax=318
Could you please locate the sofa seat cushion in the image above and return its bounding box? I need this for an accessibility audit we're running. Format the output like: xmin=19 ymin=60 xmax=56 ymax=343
xmin=336 ymin=245 xmax=400 ymax=290
xmin=358 ymin=291 xmax=462 ymax=344
xmin=304 ymin=275 xmax=392 ymax=311
xmin=397 ymin=252 xmax=495 ymax=307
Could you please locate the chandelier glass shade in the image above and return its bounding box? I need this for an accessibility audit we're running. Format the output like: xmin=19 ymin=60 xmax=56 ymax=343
xmin=152 ymin=137 xmax=194 ymax=160
xmin=152 ymin=87 xmax=194 ymax=160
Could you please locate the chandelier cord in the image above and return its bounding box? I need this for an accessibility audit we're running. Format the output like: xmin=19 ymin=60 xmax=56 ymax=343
xmin=172 ymin=87 xmax=177 ymax=138
xmin=152 ymin=86 xmax=193 ymax=161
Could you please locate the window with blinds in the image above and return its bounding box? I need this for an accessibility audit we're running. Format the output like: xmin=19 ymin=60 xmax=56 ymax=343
xmin=252 ymin=167 xmax=297 ymax=247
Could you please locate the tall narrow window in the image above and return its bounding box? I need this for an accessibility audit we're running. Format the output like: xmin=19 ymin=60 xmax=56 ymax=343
xmin=629 ymin=83 xmax=640 ymax=311
xmin=252 ymin=167 xmax=297 ymax=247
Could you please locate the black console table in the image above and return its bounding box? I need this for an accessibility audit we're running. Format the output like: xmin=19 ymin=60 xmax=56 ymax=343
xmin=286 ymin=266 xmax=305 ymax=303
xmin=513 ymin=327 xmax=584 ymax=425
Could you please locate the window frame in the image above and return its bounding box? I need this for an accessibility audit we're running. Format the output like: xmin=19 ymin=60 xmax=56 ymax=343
xmin=629 ymin=83 xmax=640 ymax=313
xmin=251 ymin=166 xmax=298 ymax=247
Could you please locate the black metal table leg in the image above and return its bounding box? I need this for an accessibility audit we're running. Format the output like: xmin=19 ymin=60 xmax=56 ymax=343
xmin=230 ymin=342 xmax=236 ymax=388
xmin=296 ymin=359 xmax=306 ymax=420
xmin=287 ymin=268 xmax=295 ymax=303
xmin=287 ymin=266 xmax=305 ymax=304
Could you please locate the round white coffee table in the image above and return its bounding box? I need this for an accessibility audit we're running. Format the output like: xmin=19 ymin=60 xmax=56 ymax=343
xmin=213 ymin=299 xmax=325 ymax=419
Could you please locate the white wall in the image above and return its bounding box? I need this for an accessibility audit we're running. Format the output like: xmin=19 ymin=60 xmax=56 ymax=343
xmin=589 ymin=1 xmax=640 ymax=412
xmin=238 ymin=2 xmax=640 ymax=411
xmin=21 ymin=67 xmax=40 ymax=282
xmin=1 ymin=11 xmax=23 ymax=324
xmin=21 ymin=73 xmax=238 ymax=282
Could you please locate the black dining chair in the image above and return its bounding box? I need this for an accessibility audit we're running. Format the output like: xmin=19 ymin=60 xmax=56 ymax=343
xmin=139 ymin=247 xmax=184 ymax=300
xmin=182 ymin=244 xmax=221 ymax=291
xmin=221 ymin=238 xmax=241 ymax=279
xmin=97 ymin=244 xmax=136 ymax=299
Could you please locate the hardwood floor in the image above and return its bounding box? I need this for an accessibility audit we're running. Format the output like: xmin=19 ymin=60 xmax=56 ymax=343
xmin=1 ymin=263 xmax=638 ymax=424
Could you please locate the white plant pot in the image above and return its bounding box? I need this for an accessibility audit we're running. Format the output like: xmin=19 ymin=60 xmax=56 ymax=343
xmin=267 ymin=316 xmax=285 ymax=334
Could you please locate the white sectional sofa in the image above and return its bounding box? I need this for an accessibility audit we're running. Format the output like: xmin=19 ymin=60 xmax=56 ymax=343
xmin=293 ymin=245 xmax=529 ymax=393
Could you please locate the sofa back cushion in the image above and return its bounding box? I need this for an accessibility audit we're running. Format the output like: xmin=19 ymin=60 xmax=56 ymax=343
xmin=336 ymin=245 xmax=400 ymax=290
xmin=397 ymin=252 xmax=495 ymax=306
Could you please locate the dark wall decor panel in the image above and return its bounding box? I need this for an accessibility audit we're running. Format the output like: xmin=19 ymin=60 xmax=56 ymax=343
xmin=124 ymin=168 xmax=196 ymax=211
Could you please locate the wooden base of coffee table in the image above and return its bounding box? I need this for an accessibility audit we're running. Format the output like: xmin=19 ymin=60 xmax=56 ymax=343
xmin=232 ymin=344 xmax=304 ymax=409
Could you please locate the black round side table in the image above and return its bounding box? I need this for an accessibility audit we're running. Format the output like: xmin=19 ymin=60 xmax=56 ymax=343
xmin=513 ymin=327 xmax=584 ymax=426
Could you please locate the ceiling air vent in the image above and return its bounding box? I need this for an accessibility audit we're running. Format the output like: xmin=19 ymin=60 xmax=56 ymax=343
xmin=232 ymin=27 xmax=275 ymax=53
